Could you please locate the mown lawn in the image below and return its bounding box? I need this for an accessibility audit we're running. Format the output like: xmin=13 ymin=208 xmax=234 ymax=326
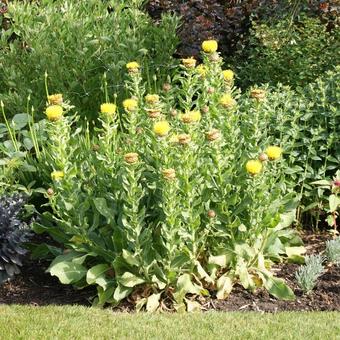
xmin=0 ymin=305 xmax=339 ymax=340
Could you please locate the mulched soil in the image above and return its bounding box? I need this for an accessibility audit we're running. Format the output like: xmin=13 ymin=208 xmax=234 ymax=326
xmin=0 ymin=231 xmax=339 ymax=312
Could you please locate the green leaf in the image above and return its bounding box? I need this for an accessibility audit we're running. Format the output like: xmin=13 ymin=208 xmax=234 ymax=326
xmin=259 ymin=272 xmax=295 ymax=301
xmin=122 ymin=249 xmax=139 ymax=267
xmin=177 ymin=274 xmax=201 ymax=295
xmin=118 ymin=272 xmax=145 ymax=288
xmin=216 ymin=274 xmax=233 ymax=300
xmin=86 ymin=264 xmax=110 ymax=289
xmin=93 ymin=197 xmax=113 ymax=223
xmin=48 ymin=261 xmax=87 ymax=284
xmin=311 ymin=180 xmax=330 ymax=186
xmin=113 ymin=284 xmax=132 ymax=302
xmin=146 ymin=293 xmax=161 ymax=312
xmin=185 ymin=299 xmax=201 ymax=312
xmin=329 ymin=195 xmax=340 ymax=212
xmin=208 ymin=254 xmax=231 ymax=268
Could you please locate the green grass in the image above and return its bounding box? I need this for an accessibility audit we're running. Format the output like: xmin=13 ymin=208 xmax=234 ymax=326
xmin=0 ymin=305 xmax=339 ymax=340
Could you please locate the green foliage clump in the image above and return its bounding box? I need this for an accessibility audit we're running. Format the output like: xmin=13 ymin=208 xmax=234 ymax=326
xmin=232 ymin=15 xmax=340 ymax=89
xmin=325 ymin=238 xmax=340 ymax=266
xmin=295 ymin=254 xmax=324 ymax=293
xmin=0 ymin=0 xmax=179 ymax=120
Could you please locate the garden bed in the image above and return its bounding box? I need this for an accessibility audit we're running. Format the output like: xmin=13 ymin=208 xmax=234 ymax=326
xmin=1 ymin=232 xmax=339 ymax=312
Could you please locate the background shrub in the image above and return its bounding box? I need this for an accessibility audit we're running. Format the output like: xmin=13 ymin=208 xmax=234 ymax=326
xmin=231 ymin=15 xmax=339 ymax=89
xmin=0 ymin=0 xmax=179 ymax=120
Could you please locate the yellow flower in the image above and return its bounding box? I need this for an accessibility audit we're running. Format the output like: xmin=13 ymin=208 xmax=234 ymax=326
xmin=145 ymin=94 xmax=160 ymax=105
xmin=219 ymin=94 xmax=236 ymax=108
xmin=100 ymin=103 xmax=116 ymax=115
xmin=222 ymin=70 xmax=234 ymax=82
xmin=181 ymin=110 xmax=201 ymax=123
xmin=123 ymin=98 xmax=138 ymax=112
xmin=202 ymin=40 xmax=218 ymax=53
xmin=265 ymin=146 xmax=283 ymax=160
xmin=46 ymin=105 xmax=63 ymax=121
xmin=51 ymin=170 xmax=64 ymax=181
xmin=126 ymin=61 xmax=140 ymax=72
xmin=153 ymin=121 xmax=170 ymax=137
xmin=246 ymin=160 xmax=263 ymax=175
xmin=182 ymin=57 xmax=197 ymax=68
xmin=48 ymin=93 xmax=63 ymax=105
xmin=196 ymin=64 xmax=207 ymax=77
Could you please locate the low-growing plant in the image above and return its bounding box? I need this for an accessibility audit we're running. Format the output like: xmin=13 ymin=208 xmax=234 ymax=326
xmin=325 ymin=238 xmax=340 ymax=266
xmin=0 ymin=0 xmax=179 ymax=120
xmin=295 ymin=254 xmax=324 ymax=293
xmin=0 ymin=194 xmax=31 ymax=284
xmin=21 ymin=40 xmax=305 ymax=311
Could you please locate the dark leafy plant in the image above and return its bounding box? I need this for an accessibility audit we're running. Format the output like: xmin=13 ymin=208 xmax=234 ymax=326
xmin=0 ymin=194 xmax=31 ymax=284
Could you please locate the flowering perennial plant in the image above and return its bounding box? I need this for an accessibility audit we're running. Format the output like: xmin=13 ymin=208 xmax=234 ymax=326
xmin=31 ymin=41 xmax=301 ymax=311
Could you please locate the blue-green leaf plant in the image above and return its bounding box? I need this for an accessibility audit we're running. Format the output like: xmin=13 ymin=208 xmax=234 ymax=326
xmin=29 ymin=42 xmax=302 ymax=311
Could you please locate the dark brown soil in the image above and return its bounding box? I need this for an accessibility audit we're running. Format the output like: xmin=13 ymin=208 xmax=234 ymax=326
xmin=0 ymin=232 xmax=339 ymax=311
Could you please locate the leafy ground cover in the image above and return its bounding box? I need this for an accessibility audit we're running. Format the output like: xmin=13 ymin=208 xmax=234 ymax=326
xmin=1 ymin=232 xmax=338 ymax=312
xmin=0 ymin=305 xmax=339 ymax=340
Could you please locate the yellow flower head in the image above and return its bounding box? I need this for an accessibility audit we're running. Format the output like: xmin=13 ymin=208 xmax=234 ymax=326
xmin=145 ymin=94 xmax=160 ymax=105
xmin=265 ymin=146 xmax=283 ymax=160
xmin=123 ymin=98 xmax=138 ymax=112
xmin=222 ymin=70 xmax=234 ymax=82
xmin=51 ymin=170 xmax=64 ymax=181
xmin=182 ymin=57 xmax=197 ymax=69
xmin=46 ymin=105 xmax=63 ymax=121
xmin=48 ymin=93 xmax=63 ymax=105
xmin=100 ymin=103 xmax=117 ymax=115
xmin=153 ymin=120 xmax=170 ymax=137
xmin=202 ymin=40 xmax=218 ymax=53
xmin=181 ymin=110 xmax=201 ymax=124
xmin=196 ymin=64 xmax=207 ymax=77
xmin=126 ymin=61 xmax=140 ymax=72
xmin=219 ymin=94 xmax=236 ymax=108
xmin=246 ymin=160 xmax=263 ymax=175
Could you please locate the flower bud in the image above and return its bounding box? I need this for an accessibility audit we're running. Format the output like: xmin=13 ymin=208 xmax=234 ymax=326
xmin=202 ymin=106 xmax=209 ymax=114
xmin=136 ymin=127 xmax=143 ymax=134
xmin=206 ymin=129 xmax=220 ymax=142
xmin=170 ymin=109 xmax=178 ymax=117
xmin=162 ymin=168 xmax=176 ymax=180
xmin=92 ymin=144 xmax=100 ymax=152
xmin=47 ymin=188 xmax=54 ymax=196
xmin=207 ymin=87 xmax=215 ymax=94
xmin=178 ymin=134 xmax=191 ymax=145
xmin=258 ymin=153 xmax=268 ymax=162
xmin=147 ymin=109 xmax=161 ymax=119
xmin=163 ymin=83 xmax=172 ymax=92
xmin=250 ymin=89 xmax=266 ymax=101
xmin=208 ymin=210 xmax=216 ymax=218
xmin=124 ymin=152 xmax=139 ymax=164
xmin=333 ymin=180 xmax=340 ymax=187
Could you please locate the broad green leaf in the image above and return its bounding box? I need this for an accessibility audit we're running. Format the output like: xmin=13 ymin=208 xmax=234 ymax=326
xmin=216 ymin=274 xmax=233 ymax=300
xmin=329 ymin=194 xmax=340 ymax=212
xmin=136 ymin=298 xmax=147 ymax=312
xmin=275 ymin=209 xmax=296 ymax=230
xmin=86 ymin=264 xmax=110 ymax=288
xmin=235 ymin=259 xmax=255 ymax=291
xmin=285 ymin=246 xmax=306 ymax=258
xmin=113 ymin=284 xmax=132 ymax=302
xmin=177 ymin=274 xmax=201 ymax=295
xmin=146 ymin=293 xmax=161 ymax=312
xmin=97 ymin=286 xmax=115 ymax=306
xmin=93 ymin=197 xmax=113 ymax=223
xmin=118 ymin=272 xmax=145 ymax=288
xmin=196 ymin=261 xmax=214 ymax=283
xmin=122 ymin=249 xmax=139 ymax=267
xmin=208 ymin=254 xmax=230 ymax=267
xmin=48 ymin=261 xmax=87 ymax=284
xmin=311 ymin=180 xmax=331 ymax=186
xmin=259 ymin=272 xmax=295 ymax=301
